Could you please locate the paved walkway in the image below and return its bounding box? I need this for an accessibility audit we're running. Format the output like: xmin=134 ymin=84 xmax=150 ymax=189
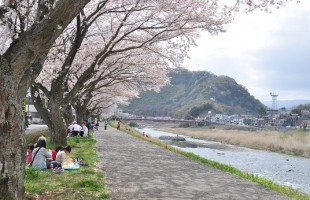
xmin=94 ymin=126 xmax=291 ymax=200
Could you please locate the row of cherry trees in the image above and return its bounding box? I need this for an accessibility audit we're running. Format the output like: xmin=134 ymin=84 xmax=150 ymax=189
xmin=0 ymin=1 xmax=90 ymax=198
xmin=30 ymin=0 xmax=231 ymax=145
xmin=0 ymin=0 xmax=296 ymax=199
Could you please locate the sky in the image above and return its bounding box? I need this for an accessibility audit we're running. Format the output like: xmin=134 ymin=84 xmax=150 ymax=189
xmin=183 ymin=1 xmax=310 ymax=102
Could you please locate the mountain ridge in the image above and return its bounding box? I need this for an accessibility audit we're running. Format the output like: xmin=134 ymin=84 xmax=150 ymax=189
xmin=122 ymin=68 xmax=265 ymax=118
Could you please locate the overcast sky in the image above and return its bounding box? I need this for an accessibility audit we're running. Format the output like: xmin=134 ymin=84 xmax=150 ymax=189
xmin=183 ymin=1 xmax=310 ymax=102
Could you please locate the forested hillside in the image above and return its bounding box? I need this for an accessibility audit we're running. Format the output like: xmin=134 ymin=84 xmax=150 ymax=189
xmin=122 ymin=68 xmax=265 ymax=119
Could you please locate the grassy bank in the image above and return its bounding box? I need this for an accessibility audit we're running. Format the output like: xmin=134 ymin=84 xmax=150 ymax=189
xmin=111 ymin=120 xmax=310 ymax=200
xmin=24 ymin=130 xmax=109 ymax=200
xmin=158 ymin=125 xmax=310 ymax=158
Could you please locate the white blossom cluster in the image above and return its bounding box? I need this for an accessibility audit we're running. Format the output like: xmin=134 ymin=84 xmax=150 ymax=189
xmin=35 ymin=0 xmax=229 ymax=109
xmin=0 ymin=0 xmax=58 ymax=53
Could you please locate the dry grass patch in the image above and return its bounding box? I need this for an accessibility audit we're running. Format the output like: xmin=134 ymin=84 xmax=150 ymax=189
xmin=159 ymin=127 xmax=310 ymax=157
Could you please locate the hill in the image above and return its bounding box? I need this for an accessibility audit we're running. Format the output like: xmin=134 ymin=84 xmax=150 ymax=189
xmin=121 ymin=68 xmax=265 ymax=119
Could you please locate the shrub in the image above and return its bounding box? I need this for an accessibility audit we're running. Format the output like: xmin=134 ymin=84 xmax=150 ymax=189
xmin=197 ymin=121 xmax=205 ymax=126
xmin=179 ymin=122 xmax=190 ymax=128
xmin=208 ymin=124 xmax=216 ymax=129
xmin=129 ymin=121 xmax=139 ymax=127
xmin=25 ymin=130 xmax=49 ymax=145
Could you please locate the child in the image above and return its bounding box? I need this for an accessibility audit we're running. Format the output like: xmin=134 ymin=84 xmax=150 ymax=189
xmin=26 ymin=143 xmax=34 ymax=165
xmin=52 ymin=146 xmax=63 ymax=161
xmin=56 ymin=146 xmax=72 ymax=166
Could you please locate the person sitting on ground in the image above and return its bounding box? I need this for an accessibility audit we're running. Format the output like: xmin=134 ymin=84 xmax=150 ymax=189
xmin=26 ymin=143 xmax=34 ymax=165
xmin=85 ymin=120 xmax=91 ymax=130
xmin=94 ymin=117 xmax=98 ymax=125
xmin=82 ymin=121 xmax=89 ymax=137
xmin=90 ymin=121 xmax=95 ymax=130
xmin=31 ymin=138 xmax=52 ymax=169
xmin=67 ymin=122 xmax=74 ymax=136
xmin=37 ymin=135 xmax=47 ymax=143
xmin=92 ymin=117 xmax=99 ymax=131
xmin=51 ymin=145 xmax=63 ymax=161
xmin=71 ymin=121 xmax=82 ymax=136
xmin=56 ymin=146 xmax=72 ymax=166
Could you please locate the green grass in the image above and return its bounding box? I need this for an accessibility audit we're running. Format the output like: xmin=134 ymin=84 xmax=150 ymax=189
xmin=24 ymin=130 xmax=109 ymax=199
xmin=110 ymin=120 xmax=310 ymax=200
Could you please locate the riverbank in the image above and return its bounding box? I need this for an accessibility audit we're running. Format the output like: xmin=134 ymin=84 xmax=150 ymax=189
xmin=157 ymin=125 xmax=310 ymax=158
xmin=104 ymin=121 xmax=301 ymax=200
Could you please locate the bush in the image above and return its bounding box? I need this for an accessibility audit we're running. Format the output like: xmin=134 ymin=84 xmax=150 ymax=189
xmin=129 ymin=121 xmax=139 ymax=127
xmin=189 ymin=103 xmax=213 ymax=117
xmin=179 ymin=122 xmax=190 ymax=128
xmin=208 ymin=125 xmax=216 ymax=129
xmin=197 ymin=121 xmax=206 ymax=126
xmin=25 ymin=130 xmax=49 ymax=145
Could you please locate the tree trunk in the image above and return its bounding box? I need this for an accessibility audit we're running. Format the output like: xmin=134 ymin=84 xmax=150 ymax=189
xmin=31 ymin=88 xmax=67 ymax=145
xmin=50 ymin=110 xmax=67 ymax=145
xmin=75 ymin=104 xmax=87 ymax=124
xmin=49 ymin=98 xmax=67 ymax=145
xmin=64 ymin=105 xmax=74 ymax=127
xmin=31 ymin=88 xmax=53 ymax=132
xmin=0 ymin=60 xmax=26 ymax=199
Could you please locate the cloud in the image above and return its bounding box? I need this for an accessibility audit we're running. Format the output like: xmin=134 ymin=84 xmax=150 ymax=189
xmin=183 ymin=1 xmax=310 ymax=102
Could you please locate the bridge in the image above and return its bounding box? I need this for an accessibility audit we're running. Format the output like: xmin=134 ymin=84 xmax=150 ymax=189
xmin=125 ymin=118 xmax=198 ymax=124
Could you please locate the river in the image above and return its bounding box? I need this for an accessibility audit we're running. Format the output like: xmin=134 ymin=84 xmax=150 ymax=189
xmin=137 ymin=126 xmax=310 ymax=195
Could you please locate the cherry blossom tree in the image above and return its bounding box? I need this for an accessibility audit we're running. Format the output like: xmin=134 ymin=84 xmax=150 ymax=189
xmin=0 ymin=0 xmax=298 ymax=198
xmin=31 ymin=0 xmax=230 ymax=145
xmin=71 ymin=47 xmax=174 ymax=123
xmin=0 ymin=0 xmax=91 ymax=198
xmin=74 ymin=82 xmax=140 ymax=123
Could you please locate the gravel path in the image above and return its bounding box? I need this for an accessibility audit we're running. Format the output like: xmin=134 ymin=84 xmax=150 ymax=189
xmin=94 ymin=126 xmax=291 ymax=200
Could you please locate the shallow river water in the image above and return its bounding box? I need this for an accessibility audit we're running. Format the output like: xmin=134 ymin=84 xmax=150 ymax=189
xmin=138 ymin=127 xmax=310 ymax=194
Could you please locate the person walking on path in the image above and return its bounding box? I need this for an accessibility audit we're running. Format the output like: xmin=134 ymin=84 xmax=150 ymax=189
xmin=104 ymin=121 xmax=107 ymax=130
xmin=116 ymin=121 xmax=121 ymax=130
xmin=94 ymin=126 xmax=291 ymax=200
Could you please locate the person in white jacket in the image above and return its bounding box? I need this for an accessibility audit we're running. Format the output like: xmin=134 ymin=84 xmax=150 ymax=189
xmin=71 ymin=121 xmax=82 ymax=136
